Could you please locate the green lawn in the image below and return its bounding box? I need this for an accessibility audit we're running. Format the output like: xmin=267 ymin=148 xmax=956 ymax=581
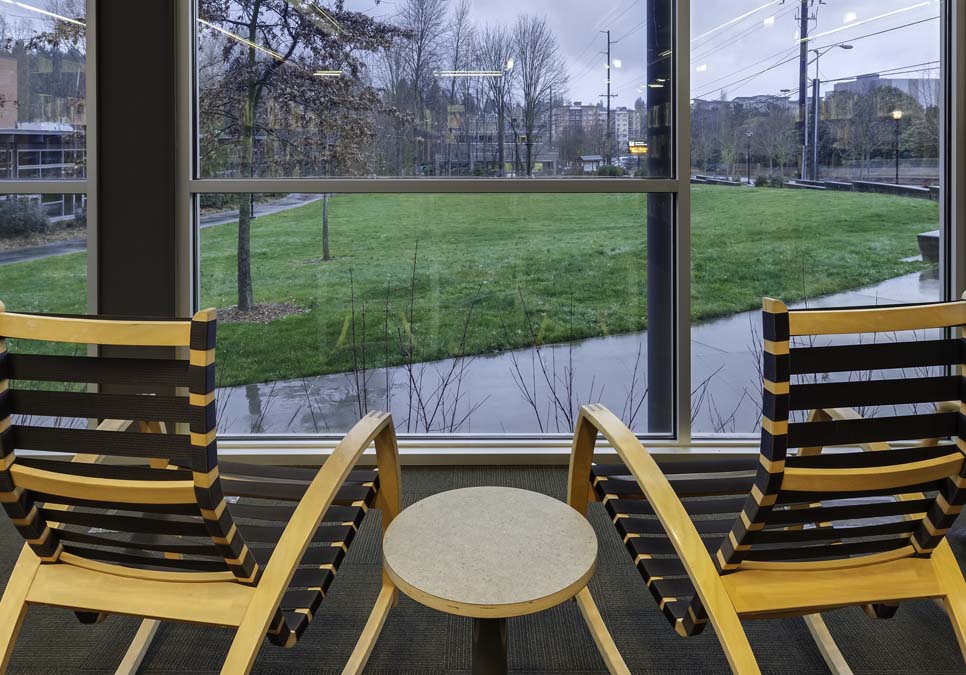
xmin=0 ymin=186 xmax=937 ymax=386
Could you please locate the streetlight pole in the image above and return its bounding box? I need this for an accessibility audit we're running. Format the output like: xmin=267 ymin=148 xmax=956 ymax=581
xmin=810 ymin=44 xmax=853 ymax=181
xmin=892 ymin=109 xmax=903 ymax=185
xmin=746 ymin=130 xmax=752 ymax=184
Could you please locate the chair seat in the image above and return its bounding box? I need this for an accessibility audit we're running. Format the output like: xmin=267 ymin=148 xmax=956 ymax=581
xmin=218 ymin=462 xmax=379 ymax=646
xmin=36 ymin=460 xmax=378 ymax=648
xmin=591 ymin=457 xmax=756 ymax=636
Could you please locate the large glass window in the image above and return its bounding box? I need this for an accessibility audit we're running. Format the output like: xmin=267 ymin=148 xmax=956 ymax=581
xmin=200 ymin=192 xmax=671 ymax=435
xmin=0 ymin=0 xmax=86 ymax=181
xmin=0 ymin=1 xmax=87 ymax=332
xmin=690 ymin=0 xmax=943 ymax=434
xmin=196 ymin=0 xmax=672 ymax=179
xmin=194 ymin=0 xmax=680 ymax=438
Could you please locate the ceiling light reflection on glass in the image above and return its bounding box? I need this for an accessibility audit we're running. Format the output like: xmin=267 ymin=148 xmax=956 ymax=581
xmin=434 ymin=70 xmax=504 ymax=78
xmin=0 ymin=0 xmax=84 ymax=26
xmin=198 ymin=18 xmax=286 ymax=61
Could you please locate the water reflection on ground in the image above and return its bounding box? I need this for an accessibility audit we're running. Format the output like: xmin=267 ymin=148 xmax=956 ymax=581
xmin=218 ymin=269 xmax=940 ymax=436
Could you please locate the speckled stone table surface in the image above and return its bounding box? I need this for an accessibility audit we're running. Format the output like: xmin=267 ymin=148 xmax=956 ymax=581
xmin=382 ymin=486 xmax=598 ymax=616
xmin=383 ymin=487 xmax=599 ymax=675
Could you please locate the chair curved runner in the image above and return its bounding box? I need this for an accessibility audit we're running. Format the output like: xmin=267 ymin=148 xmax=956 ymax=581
xmin=568 ymin=297 xmax=966 ymax=674
xmin=0 ymin=305 xmax=402 ymax=675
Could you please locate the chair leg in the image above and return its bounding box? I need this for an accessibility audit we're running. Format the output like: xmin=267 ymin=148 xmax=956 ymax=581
xmin=574 ymin=587 xmax=631 ymax=675
xmin=0 ymin=546 xmax=40 ymax=674
xmin=114 ymin=619 xmax=162 ymax=675
xmin=932 ymin=540 xmax=966 ymax=662
xmin=803 ymin=614 xmax=852 ymax=675
xmin=343 ymin=582 xmax=396 ymax=675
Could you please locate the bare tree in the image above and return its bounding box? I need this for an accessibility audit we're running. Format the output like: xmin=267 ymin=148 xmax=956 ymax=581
xmin=512 ymin=15 xmax=567 ymax=177
xmin=398 ymin=0 xmax=448 ymax=172
xmin=750 ymin=104 xmax=796 ymax=175
xmin=443 ymin=0 xmax=473 ymax=175
xmin=477 ymin=24 xmax=513 ymax=176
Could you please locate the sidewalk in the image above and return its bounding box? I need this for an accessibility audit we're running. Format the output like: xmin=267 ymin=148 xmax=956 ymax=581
xmin=0 ymin=193 xmax=324 ymax=266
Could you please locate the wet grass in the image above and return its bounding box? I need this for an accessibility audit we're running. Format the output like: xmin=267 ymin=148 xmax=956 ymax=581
xmin=0 ymin=187 xmax=936 ymax=385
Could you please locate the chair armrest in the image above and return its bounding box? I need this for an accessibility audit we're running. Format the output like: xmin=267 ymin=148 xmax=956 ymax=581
xmin=224 ymin=412 xmax=400 ymax=674
xmin=567 ymin=404 xmax=759 ymax=675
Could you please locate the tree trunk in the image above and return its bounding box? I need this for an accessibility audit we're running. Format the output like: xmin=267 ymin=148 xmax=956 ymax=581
xmin=322 ymin=194 xmax=331 ymax=261
xmin=237 ymin=10 xmax=260 ymax=313
xmin=525 ymin=140 xmax=534 ymax=177
xmin=237 ymin=90 xmax=256 ymax=312
xmin=497 ymin=106 xmax=506 ymax=177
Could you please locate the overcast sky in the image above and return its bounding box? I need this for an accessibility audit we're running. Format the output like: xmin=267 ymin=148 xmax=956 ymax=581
xmin=3 ymin=0 xmax=942 ymax=105
xmin=349 ymin=0 xmax=942 ymax=104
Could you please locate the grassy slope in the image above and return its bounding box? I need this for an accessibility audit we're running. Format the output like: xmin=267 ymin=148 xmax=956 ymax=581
xmin=0 ymin=187 xmax=937 ymax=385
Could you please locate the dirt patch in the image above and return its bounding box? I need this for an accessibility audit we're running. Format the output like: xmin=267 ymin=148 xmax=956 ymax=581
xmin=0 ymin=226 xmax=85 ymax=251
xmin=218 ymin=302 xmax=306 ymax=324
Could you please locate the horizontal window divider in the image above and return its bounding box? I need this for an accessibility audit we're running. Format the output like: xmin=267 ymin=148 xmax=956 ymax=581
xmin=206 ymin=436 xmax=763 ymax=466
xmin=0 ymin=180 xmax=87 ymax=195
xmin=189 ymin=177 xmax=682 ymax=194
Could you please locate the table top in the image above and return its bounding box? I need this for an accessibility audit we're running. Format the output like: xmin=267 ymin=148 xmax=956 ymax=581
xmin=382 ymin=486 xmax=598 ymax=619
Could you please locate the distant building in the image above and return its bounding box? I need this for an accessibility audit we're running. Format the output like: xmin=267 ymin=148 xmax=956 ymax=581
xmin=0 ymin=52 xmax=86 ymax=218
xmin=731 ymin=94 xmax=796 ymax=113
xmin=833 ymin=73 xmax=940 ymax=108
xmin=614 ymin=107 xmax=631 ymax=151
xmin=554 ymin=101 xmax=606 ymax=138
xmin=580 ymin=154 xmax=603 ymax=173
xmin=0 ymin=56 xmax=17 ymax=129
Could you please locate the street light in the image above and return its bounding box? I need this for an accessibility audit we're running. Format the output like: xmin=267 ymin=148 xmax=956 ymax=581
xmin=892 ymin=109 xmax=904 ymax=185
xmin=746 ymin=130 xmax=753 ymax=185
xmin=809 ymin=43 xmax=853 ymax=181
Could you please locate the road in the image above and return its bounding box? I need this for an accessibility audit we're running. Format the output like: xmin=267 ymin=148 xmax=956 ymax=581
xmin=0 ymin=193 xmax=323 ymax=266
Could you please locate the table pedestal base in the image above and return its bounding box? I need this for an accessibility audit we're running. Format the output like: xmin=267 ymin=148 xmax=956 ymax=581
xmin=471 ymin=618 xmax=507 ymax=675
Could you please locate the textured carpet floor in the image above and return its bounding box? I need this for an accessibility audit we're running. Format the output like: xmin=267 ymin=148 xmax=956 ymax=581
xmin=3 ymin=465 xmax=966 ymax=674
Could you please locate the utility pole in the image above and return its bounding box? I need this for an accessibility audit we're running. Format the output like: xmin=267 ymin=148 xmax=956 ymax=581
xmin=784 ymin=0 xmax=819 ymax=179
xmin=599 ymin=30 xmax=618 ymax=165
xmin=798 ymin=0 xmax=809 ymax=180
xmin=549 ymin=85 xmax=554 ymax=144
xmin=812 ymin=76 xmax=820 ymax=180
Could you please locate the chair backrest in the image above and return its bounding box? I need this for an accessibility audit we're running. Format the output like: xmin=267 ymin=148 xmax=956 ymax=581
xmin=716 ymin=298 xmax=966 ymax=573
xmin=0 ymin=306 xmax=259 ymax=584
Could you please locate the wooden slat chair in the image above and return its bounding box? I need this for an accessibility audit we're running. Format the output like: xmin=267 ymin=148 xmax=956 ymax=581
xmin=0 ymin=306 xmax=402 ymax=675
xmin=568 ymin=298 xmax=966 ymax=675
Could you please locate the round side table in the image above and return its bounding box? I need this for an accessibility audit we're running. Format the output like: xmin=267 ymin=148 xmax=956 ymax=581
xmin=382 ymin=486 xmax=598 ymax=675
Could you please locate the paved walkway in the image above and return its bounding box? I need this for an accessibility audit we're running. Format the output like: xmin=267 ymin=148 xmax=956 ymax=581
xmin=0 ymin=193 xmax=323 ymax=266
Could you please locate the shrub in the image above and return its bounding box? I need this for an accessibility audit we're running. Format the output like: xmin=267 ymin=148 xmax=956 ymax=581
xmin=597 ymin=164 xmax=625 ymax=177
xmin=72 ymin=206 xmax=87 ymax=228
xmin=768 ymin=175 xmax=785 ymax=189
xmin=754 ymin=175 xmax=769 ymax=187
xmin=200 ymin=193 xmax=235 ymax=211
xmin=0 ymin=197 xmax=49 ymax=238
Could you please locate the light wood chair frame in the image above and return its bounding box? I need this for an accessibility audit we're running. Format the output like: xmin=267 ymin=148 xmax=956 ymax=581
xmin=563 ymin=298 xmax=966 ymax=673
xmin=0 ymin=412 xmax=402 ymax=675
xmin=0 ymin=309 xmax=402 ymax=675
xmin=568 ymin=403 xmax=966 ymax=675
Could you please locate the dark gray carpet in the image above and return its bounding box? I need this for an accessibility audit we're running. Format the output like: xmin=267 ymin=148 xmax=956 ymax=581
xmin=3 ymin=466 xmax=966 ymax=674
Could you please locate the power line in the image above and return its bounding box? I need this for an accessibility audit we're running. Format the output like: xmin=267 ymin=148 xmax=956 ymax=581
xmin=765 ymin=59 xmax=941 ymax=100
xmin=572 ymin=0 xmax=638 ymax=65
xmin=691 ymin=14 xmax=940 ymax=101
xmin=612 ymin=18 xmax=646 ymax=45
xmin=692 ymin=4 xmax=798 ymax=63
xmin=691 ymin=0 xmax=782 ymax=45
